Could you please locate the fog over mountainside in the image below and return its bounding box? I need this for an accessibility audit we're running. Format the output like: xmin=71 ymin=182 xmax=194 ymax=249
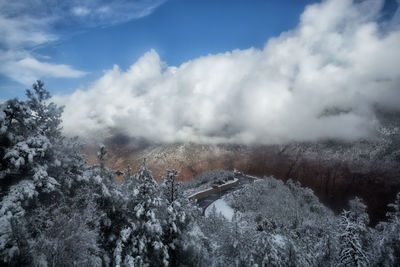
xmin=83 ymin=108 xmax=400 ymax=225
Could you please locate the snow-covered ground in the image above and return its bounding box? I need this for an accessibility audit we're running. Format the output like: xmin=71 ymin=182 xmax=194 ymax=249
xmin=205 ymin=199 xmax=234 ymax=221
xmin=244 ymin=174 xmax=259 ymax=179
xmin=272 ymin=234 xmax=286 ymax=248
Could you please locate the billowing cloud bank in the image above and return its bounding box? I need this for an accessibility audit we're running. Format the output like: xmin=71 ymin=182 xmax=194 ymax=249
xmin=57 ymin=0 xmax=400 ymax=144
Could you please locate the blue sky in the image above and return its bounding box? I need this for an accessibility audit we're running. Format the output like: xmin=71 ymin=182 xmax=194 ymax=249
xmin=0 ymin=0 xmax=320 ymax=99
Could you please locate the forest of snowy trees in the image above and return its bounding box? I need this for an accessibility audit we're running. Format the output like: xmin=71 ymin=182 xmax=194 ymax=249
xmin=1 ymin=81 xmax=400 ymax=266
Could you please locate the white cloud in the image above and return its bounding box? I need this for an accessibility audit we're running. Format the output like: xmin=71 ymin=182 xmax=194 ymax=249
xmin=0 ymin=0 xmax=165 ymax=85
xmin=0 ymin=15 xmax=57 ymax=49
xmin=72 ymin=7 xmax=91 ymax=17
xmin=69 ymin=0 xmax=166 ymax=26
xmin=56 ymin=0 xmax=400 ymax=144
xmin=1 ymin=57 xmax=87 ymax=84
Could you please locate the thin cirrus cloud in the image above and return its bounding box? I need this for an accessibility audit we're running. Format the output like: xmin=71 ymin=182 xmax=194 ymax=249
xmin=1 ymin=57 xmax=88 ymax=85
xmin=56 ymin=0 xmax=400 ymax=145
xmin=0 ymin=0 xmax=166 ymax=85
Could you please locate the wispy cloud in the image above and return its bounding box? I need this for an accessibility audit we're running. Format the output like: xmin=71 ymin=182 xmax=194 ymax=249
xmin=56 ymin=0 xmax=400 ymax=145
xmin=64 ymin=0 xmax=167 ymax=27
xmin=0 ymin=57 xmax=87 ymax=85
xmin=0 ymin=0 xmax=166 ymax=85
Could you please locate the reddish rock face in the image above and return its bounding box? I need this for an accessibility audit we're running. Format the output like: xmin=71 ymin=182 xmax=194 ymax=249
xmin=84 ymin=138 xmax=400 ymax=226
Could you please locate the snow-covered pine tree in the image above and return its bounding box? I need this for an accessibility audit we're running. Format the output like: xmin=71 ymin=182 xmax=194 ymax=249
xmin=249 ymin=216 xmax=290 ymax=266
xmin=123 ymin=164 xmax=132 ymax=180
xmin=230 ymin=209 xmax=249 ymax=265
xmin=162 ymin=169 xmax=179 ymax=203
xmin=161 ymin=169 xmax=181 ymax=266
xmin=375 ymin=192 xmax=400 ymax=266
xmin=0 ymin=81 xmax=103 ymax=265
xmin=28 ymin=198 xmax=100 ymax=266
xmin=161 ymin=169 xmax=201 ymax=266
xmin=113 ymin=160 xmax=168 ymax=266
xmin=97 ymin=144 xmax=108 ymax=178
xmin=0 ymin=81 xmax=65 ymax=264
xmin=338 ymin=210 xmax=369 ymax=267
xmin=25 ymin=80 xmax=63 ymax=142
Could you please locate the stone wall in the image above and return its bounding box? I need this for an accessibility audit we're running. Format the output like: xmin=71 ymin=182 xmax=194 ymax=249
xmin=188 ymin=179 xmax=239 ymax=200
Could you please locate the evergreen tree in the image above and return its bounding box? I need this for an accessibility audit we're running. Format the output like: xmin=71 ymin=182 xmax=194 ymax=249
xmin=375 ymin=192 xmax=400 ymax=266
xmin=162 ymin=169 xmax=180 ymax=203
xmin=338 ymin=210 xmax=369 ymax=267
xmin=97 ymin=144 xmax=108 ymax=178
xmin=123 ymin=164 xmax=132 ymax=180
xmin=0 ymin=82 xmax=105 ymax=265
xmin=162 ymin=169 xmax=202 ymax=266
xmin=0 ymin=81 xmax=65 ymax=264
xmin=113 ymin=160 xmax=168 ymax=266
xmin=28 ymin=199 xmax=100 ymax=266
